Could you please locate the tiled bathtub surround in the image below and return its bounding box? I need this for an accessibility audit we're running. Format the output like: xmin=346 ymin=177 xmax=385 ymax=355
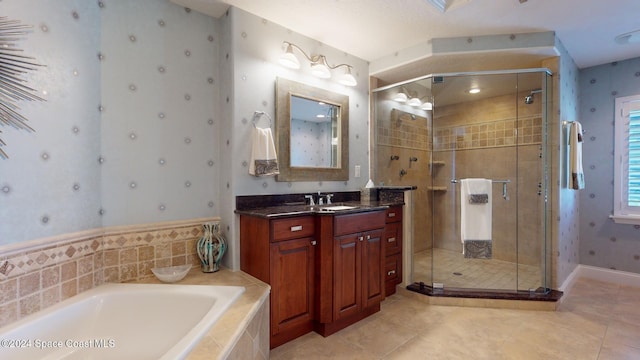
xmin=0 ymin=217 xmax=217 ymax=328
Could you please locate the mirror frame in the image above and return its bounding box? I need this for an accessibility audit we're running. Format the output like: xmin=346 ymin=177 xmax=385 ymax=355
xmin=275 ymin=77 xmax=349 ymax=182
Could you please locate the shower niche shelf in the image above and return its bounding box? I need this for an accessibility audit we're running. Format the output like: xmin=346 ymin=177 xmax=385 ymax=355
xmin=427 ymin=186 xmax=447 ymax=192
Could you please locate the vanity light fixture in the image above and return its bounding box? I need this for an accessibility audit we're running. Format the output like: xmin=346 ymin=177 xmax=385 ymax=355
xmin=407 ymin=95 xmax=422 ymax=107
xmin=278 ymin=41 xmax=357 ymax=86
xmin=420 ymin=101 xmax=433 ymax=111
xmin=392 ymin=88 xmax=432 ymax=111
xmin=392 ymin=87 xmax=409 ymax=102
xmin=279 ymin=42 xmax=300 ymax=68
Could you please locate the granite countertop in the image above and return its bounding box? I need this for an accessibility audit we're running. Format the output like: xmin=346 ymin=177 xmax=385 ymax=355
xmin=234 ymin=199 xmax=403 ymax=219
xmin=135 ymin=268 xmax=270 ymax=360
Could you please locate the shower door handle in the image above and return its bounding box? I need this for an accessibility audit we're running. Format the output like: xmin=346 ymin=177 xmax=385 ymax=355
xmin=502 ymin=182 xmax=509 ymax=200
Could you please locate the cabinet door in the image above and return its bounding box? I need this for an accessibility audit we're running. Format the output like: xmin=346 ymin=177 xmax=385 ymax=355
xmin=362 ymin=229 xmax=385 ymax=308
xmin=333 ymin=233 xmax=361 ymax=320
xmin=270 ymin=237 xmax=316 ymax=336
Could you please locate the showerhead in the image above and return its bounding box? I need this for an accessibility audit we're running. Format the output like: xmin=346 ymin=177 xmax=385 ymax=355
xmin=524 ymin=89 xmax=542 ymax=105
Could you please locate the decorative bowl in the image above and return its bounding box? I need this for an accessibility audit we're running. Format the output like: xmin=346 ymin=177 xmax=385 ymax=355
xmin=151 ymin=264 xmax=191 ymax=283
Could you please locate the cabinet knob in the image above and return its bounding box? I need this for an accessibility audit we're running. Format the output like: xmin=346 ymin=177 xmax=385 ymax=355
xmin=387 ymin=237 xmax=396 ymax=243
xmin=387 ymin=270 xmax=396 ymax=276
xmin=311 ymin=240 xmax=317 ymax=246
xmin=366 ymin=235 xmax=371 ymax=240
xmin=359 ymin=236 xmax=364 ymax=241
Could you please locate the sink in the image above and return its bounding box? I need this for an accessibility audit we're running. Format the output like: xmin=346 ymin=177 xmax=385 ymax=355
xmin=319 ymin=205 xmax=358 ymax=211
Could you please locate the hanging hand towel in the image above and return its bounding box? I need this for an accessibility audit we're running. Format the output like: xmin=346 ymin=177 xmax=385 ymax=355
xmin=569 ymin=121 xmax=585 ymax=190
xmin=460 ymin=178 xmax=492 ymax=259
xmin=249 ymin=127 xmax=279 ymax=176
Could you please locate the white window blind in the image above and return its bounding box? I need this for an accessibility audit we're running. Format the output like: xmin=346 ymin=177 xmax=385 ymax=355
xmin=612 ymin=94 xmax=640 ymax=224
xmin=630 ymin=108 xmax=640 ymax=206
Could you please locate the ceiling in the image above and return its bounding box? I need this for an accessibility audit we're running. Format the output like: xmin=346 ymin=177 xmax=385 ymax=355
xmin=173 ymin=0 xmax=640 ymax=85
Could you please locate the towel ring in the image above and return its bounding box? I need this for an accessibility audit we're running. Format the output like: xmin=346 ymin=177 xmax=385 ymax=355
xmin=252 ymin=111 xmax=273 ymax=128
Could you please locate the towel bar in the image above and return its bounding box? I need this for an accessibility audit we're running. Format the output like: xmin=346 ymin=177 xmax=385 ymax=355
xmin=450 ymin=179 xmax=510 ymax=200
xmin=563 ymin=120 xmax=586 ymax=134
xmin=450 ymin=179 xmax=510 ymax=184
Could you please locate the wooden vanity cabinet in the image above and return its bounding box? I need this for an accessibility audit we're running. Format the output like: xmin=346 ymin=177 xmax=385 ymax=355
xmin=384 ymin=205 xmax=403 ymax=296
xmin=240 ymin=207 xmax=397 ymax=346
xmin=240 ymin=215 xmax=316 ymax=349
xmin=315 ymin=210 xmax=386 ymax=336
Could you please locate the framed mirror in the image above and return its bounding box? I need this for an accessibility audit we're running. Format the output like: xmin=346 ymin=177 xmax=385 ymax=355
xmin=275 ymin=77 xmax=349 ymax=181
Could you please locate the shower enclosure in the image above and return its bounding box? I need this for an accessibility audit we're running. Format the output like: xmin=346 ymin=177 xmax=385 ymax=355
xmin=372 ymin=69 xmax=552 ymax=294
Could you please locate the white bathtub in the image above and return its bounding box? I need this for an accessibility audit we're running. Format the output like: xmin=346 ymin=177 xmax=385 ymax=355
xmin=0 ymin=283 xmax=245 ymax=360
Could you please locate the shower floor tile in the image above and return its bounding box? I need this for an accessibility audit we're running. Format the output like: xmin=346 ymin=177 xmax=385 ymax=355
xmin=413 ymin=248 xmax=542 ymax=291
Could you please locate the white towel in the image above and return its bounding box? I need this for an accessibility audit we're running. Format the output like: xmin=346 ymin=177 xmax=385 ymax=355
xmin=460 ymin=178 xmax=492 ymax=253
xmin=569 ymin=121 xmax=585 ymax=190
xmin=249 ymin=127 xmax=279 ymax=176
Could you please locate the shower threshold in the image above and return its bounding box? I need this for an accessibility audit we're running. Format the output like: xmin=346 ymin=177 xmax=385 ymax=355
xmin=406 ymin=282 xmax=563 ymax=307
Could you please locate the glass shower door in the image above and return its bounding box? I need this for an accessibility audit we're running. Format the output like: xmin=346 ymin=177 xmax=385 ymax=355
xmin=430 ymin=72 xmax=521 ymax=292
xmin=371 ymin=68 xmax=551 ymax=295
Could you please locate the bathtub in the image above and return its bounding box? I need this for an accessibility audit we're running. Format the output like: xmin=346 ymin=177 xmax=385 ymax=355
xmin=0 ymin=283 xmax=245 ymax=360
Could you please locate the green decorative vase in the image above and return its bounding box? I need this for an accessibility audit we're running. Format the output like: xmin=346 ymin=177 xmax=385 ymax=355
xmin=196 ymin=221 xmax=226 ymax=272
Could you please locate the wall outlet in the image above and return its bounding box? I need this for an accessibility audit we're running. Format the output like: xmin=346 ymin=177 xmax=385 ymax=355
xmin=354 ymin=165 xmax=361 ymax=178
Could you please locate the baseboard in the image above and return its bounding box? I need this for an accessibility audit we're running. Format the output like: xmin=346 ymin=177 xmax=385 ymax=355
xmin=561 ymin=264 xmax=640 ymax=291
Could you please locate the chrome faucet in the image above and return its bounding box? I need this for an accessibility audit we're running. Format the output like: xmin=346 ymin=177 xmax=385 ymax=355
xmin=326 ymin=194 xmax=333 ymax=204
xmin=304 ymin=194 xmax=315 ymax=206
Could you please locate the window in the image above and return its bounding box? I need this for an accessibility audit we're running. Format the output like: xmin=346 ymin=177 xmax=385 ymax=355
xmin=613 ymin=94 xmax=640 ymax=224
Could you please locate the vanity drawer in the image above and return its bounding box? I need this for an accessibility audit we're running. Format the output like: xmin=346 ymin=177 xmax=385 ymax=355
xmin=384 ymin=222 xmax=402 ymax=255
xmin=385 ymin=254 xmax=402 ymax=295
xmin=334 ymin=211 xmax=385 ymax=236
xmin=271 ymin=216 xmax=315 ymax=242
xmin=385 ymin=206 xmax=403 ymax=224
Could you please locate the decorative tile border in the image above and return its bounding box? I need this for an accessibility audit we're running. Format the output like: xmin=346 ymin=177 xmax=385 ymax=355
xmin=434 ymin=116 xmax=542 ymax=151
xmin=0 ymin=217 xmax=218 ymax=328
xmin=377 ymin=109 xmax=430 ymax=150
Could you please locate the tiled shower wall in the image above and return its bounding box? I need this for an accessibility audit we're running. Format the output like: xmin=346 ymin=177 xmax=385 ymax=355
xmin=431 ymin=91 xmax=544 ymax=266
xmin=375 ymin=108 xmax=431 ymax=253
xmin=0 ymin=218 xmax=212 ymax=328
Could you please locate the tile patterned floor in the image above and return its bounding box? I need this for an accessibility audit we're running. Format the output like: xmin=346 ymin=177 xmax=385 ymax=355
xmin=270 ymin=278 xmax=640 ymax=359
xmin=413 ymin=248 xmax=542 ymax=291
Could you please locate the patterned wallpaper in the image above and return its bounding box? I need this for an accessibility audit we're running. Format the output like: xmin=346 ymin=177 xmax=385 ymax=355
xmin=0 ymin=1 xmax=220 ymax=246
xmin=99 ymin=1 xmax=219 ymax=227
xmin=579 ymin=56 xmax=640 ymax=273
xmin=0 ymin=3 xmax=371 ymax=272
xmin=0 ymin=0 xmax=102 ymax=246
xmin=542 ymin=39 xmax=581 ymax=288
